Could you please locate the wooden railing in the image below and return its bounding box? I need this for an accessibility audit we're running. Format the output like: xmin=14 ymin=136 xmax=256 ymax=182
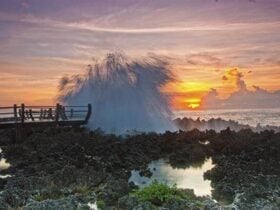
xmin=0 ymin=103 xmax=92 ymax=128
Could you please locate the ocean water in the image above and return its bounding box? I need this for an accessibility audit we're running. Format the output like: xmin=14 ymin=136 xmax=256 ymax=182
xmin=174 ymin=108 xmax=280 ymax=127
xmin=2 ymin=106 xmax=280 ymax=130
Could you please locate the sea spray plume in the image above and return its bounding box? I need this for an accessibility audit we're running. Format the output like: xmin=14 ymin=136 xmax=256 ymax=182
xmin=58 ymin=53 xmax=176 ymax=134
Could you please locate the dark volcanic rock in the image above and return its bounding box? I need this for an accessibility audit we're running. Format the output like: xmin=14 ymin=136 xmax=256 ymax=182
xmin=0 ymin=127 xmax=278 ymax=209
xmin=23 ymin=195 xmax=91 ymax=210
xmin=97 ymin=178 xmax=130 ymax=205
xmin=117 ymin=195 xmax=141 ymax=209
xmin=139 ymin=168 xmax=153 ymax=178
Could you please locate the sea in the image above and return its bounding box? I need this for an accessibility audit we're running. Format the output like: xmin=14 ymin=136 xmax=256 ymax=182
xmin=174 ymin=108 xmax=280 ymax=127
xmin=1 ymin=107 xmax=280 ymax=128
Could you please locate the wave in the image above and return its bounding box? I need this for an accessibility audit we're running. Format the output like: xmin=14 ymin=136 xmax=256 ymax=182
xmin=58 ymin=52 xmax=175 ymax=134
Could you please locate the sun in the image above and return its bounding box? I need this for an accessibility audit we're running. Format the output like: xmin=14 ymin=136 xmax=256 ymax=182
xmin=186 ymin=98 xmax=201 ymax=109
xmin=162 ymin=81 xmax=207 ymax=110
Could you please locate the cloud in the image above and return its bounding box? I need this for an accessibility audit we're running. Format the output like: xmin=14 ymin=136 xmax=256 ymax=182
xmin=202 ymin=69 xmax=280 ymax=109
xmin=0 ymin=0 xmax=280 ymax=107
xmin=223 ymin=68 xmax=246 ymax=91
xmin=13 ymin=15 xmax=271 ymax=35
xmin=222 ymin=75 xmax=228 ymax=80
xmin=185 ymin=53 xmax=224 ymax=67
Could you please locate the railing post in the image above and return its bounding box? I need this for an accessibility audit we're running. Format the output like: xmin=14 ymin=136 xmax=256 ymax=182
xmin=61 ymin=106 xmax=67 ymax=120
xmin=70 ymin=108 xmax=74 ymax=119
xmin=85 ymin=104 xmax=92 ymax=123
xmin=29 ymin=109 xmax=34 ymax=121
xmin=55 ymin=103 xmax=60 ymax=122
xmin=39 ymin=108 xmax=43 ymax=120
xmin=13 ymin=104 xmax=17 ymax=122
xmin=21 ymin=103 xmax=25 ymax=124
xmin=48 ymin=108 xmax=53 ymax=120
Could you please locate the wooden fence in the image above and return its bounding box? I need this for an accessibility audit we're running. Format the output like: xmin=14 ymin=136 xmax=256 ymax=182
xmin=0 ymin=103 xmax=92 ymax=129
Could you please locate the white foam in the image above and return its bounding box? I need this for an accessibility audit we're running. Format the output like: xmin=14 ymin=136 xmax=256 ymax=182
xmin=58 ymin=53 xmax=175 ymax=134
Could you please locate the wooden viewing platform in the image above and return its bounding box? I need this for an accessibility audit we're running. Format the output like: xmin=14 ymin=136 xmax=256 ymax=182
xmin=0 ymin=103 xmax=92 ymax=129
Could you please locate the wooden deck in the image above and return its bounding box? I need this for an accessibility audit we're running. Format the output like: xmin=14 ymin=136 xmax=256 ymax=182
xmin=0 ymin=103 xmax=92 ymax=129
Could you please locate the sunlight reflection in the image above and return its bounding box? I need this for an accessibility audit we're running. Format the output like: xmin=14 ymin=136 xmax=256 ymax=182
xmin=129 ymin=158 xmax=214 ymax=196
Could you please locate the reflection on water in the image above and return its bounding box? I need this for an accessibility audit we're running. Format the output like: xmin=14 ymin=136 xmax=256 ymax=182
xmin=88 ymin=202 xmax=98 ymax=210
xmin=0 ymin=158 xmax=10 ymax=170
xmin=129 ymin=158 xmax=214 ymax=197
xmin=199 ymin=140 xmax=210 ymax=145
xmin=0 ymin=174 xmax=11 ymax=178
xmin=0 ymin=147 xmax=11 ymax=178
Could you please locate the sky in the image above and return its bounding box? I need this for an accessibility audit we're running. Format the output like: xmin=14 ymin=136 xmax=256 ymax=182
xmin=0 ymin=0 xmax=280 ymax=109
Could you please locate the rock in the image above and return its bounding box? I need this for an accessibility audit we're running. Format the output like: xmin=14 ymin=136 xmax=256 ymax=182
xmin=0 ymin=197 xmax=10 ymax=210
xmin=139 ymin=168 xmax=153 ymax=178
xmin=0 ymin=178 xmax=7 ymax=190
xmin=117 ymin=195 xmax=140 ymax=210
xmin=201 ymin=198 xmax=221 ymax=210
xmin=128 ymin=181 xmax=139 ymax=190
xmin=164 ymin=199 xmax=200 ymax=210
xmin=134 ymin=202 xmax=155 ymax=210
xmin=23 ymin=195 xmax=90 ymax=210
xmin=0 ymin=127 xmax=279 ymax=209
xmin=0 ymin=188 xmax=28 ymax=207
xmin=97 ymin=179 xmax=130 ymax=205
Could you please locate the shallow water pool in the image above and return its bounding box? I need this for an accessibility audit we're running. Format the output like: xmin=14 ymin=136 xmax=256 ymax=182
xmin=129 ymin=158 xmax=214 ymax=197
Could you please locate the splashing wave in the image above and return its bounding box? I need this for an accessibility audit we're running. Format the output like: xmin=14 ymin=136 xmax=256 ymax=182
xmin=58 ymin=53 xmax=175 ymax=134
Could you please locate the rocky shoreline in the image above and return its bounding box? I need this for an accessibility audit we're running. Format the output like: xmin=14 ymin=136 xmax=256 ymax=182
xmin=174 ymin=117 xmax=280 ymax=133
xmin=0 ymin=127 xmax=279 ymax=209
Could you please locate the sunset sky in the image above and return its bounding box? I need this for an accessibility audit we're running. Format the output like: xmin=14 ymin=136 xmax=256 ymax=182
xmin=0 ymin=0 xmax=280 ymax=109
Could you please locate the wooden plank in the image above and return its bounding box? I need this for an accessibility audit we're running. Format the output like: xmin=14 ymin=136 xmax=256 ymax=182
xmin=0 ymin=106 xmax=13 ymax=109
xmin=0 ymin=120 xmax=86 ymax=129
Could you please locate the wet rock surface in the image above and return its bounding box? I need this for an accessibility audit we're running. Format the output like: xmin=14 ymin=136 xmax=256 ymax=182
xmin=0 ymin=127 xmax=278 ymax=209
xmin=204 ymin=129 xmax=280 ymax=209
